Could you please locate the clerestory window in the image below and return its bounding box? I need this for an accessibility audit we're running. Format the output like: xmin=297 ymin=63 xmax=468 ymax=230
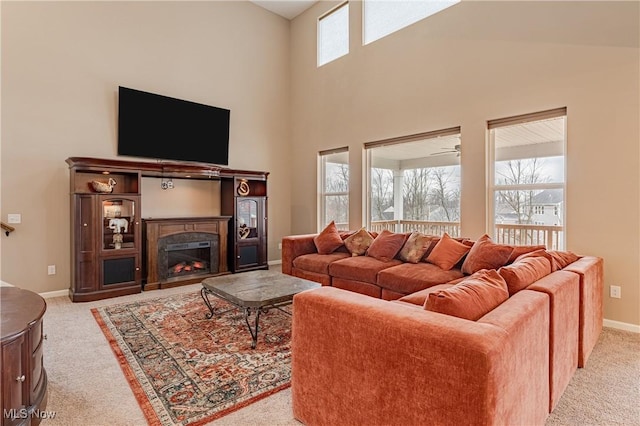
xmin=318 ymin=2 xmax=349 ymax=67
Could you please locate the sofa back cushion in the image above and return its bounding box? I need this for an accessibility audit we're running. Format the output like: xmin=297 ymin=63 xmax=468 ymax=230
xmin=507 ymin=245 xmax=546 ymax=264
xmin=498 ymin=256 xmax=552 ymax=296
xmin=398 ymin=232 xmax=435 ymax=263
xmin=366 ymin=230 xmax=408 ymax=262
xmin=313 ymin=221 xmax=344 ymax=254
xmin=425 ymin=233 xmax=471 ymax=271
xmin=424 ymin=269 xmax=509 ymax=321
xmin=344 ymin=228 xmax=375 ymax=256
xmin=546 ymin=250 xmax=581 ymax=271
xmin=461 ymin=234 xmax=514 ymax=275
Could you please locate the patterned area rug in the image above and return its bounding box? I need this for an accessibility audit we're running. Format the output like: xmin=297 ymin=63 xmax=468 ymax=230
xmin=91 ymin=291 xmax=292 ymax=426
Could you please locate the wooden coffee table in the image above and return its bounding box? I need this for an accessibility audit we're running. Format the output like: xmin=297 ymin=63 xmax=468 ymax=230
xmin=200 ymin=270 xmax=320 ymax=348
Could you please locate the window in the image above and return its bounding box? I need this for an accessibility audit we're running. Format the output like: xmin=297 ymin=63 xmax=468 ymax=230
xmin=319 ymin=148 xmax=349 ymax=231
xmin=365 ymin=127 xmax=461 ymax=236
xmin=318 ymin=2 xmax=349 ymax=67
xmin=489 ymin=108 xmax=567 ymax=249
xmin=363 ymin=0 xmax=459 ymax=45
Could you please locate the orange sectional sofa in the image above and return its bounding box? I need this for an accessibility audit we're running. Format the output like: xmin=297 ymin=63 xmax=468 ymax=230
xmin=283 ymin=228 xmax=603 ymax=425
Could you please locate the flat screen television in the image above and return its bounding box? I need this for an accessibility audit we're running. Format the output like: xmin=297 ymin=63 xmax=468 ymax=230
xmin=117 ymin=86 xmax=230 ymax=165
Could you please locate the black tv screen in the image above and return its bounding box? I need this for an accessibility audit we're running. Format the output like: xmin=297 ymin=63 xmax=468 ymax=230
xmin=117 ymin=86 xmax=230 ymax=165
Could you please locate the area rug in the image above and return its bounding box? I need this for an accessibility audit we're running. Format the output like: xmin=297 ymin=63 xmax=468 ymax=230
xmin=91 ymin=291 xmax=292 ymax=426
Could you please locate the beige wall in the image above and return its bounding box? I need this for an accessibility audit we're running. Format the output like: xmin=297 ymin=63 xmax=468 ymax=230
xmin=1 ymin=2 xmax=292 ymax=293
xmin=290 ymin=1 xmax=639 ymax=326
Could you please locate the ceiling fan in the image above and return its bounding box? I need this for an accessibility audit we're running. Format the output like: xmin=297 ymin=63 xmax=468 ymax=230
xmin=431 ymin=144 xmax=461 ymax=157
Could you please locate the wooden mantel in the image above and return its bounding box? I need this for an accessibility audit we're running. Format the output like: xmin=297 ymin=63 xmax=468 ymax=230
xmin=143 ymin=217 xmax=231 ymax=290
xmin=66 ymin=157 xmax=269 ymax=180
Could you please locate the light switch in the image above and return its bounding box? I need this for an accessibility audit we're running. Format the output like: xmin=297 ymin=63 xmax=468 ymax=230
xmin=7 ymin=214 xmax=21 ymax=224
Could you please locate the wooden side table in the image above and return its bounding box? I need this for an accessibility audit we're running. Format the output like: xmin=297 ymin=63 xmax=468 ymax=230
xmin=1 ymin=287 xmax=48 ymax=426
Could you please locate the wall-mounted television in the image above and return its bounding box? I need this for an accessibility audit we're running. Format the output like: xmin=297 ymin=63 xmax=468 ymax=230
xmin=117 ymin=86 xmax=230 ymax=166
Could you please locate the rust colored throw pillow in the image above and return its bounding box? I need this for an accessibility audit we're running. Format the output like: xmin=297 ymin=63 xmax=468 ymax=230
xmin=313 ymin=221 xmax=344 ymax=255
xmin=461 ymin=234 xmax=514 ymax=275
xmin=366 ymin=230 xmax=409 ymax=262
xmin=425 ymin=233 xmax=471 ymax=271
xmin=424 ymin=269 xmax=509 ymax=321
xmin=344 ymin=227 xmax=374 ymax=256
xmin=498 ymin=256 xmax=552 ymax=296
xmin=398 ymin=232 xmax=434 ymax=263
xmin=507 ymin=245 xmax=546 ymax=264
xmin=546 ymin=250 xmax=581 ymax=271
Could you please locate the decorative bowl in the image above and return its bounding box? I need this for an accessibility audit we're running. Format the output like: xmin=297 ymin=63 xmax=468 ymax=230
xmin=91 ymin=178 xmax=116 ymax=193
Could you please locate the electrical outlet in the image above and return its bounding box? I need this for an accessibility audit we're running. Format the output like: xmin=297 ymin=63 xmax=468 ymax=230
xmin=166 ymin=180 xmax=174 ymax=189
xmin=47 ymin=265 xmax=56 ymax=275
xmin=7 ymin=214 xmax=21 ymax=224
xmin=278 ymin=242 xmax=282 ymax=250
xmin=610 ymin=285 xmax=621 ymax=299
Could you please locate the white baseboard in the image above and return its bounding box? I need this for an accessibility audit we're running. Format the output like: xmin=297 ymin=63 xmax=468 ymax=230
xmin=268 ymin=259 xmax=282 ymax=266
xmin=604 ymin=318 xmax=640 ymax=333
xmin=39 ymin=289 xmax=70 ymax=299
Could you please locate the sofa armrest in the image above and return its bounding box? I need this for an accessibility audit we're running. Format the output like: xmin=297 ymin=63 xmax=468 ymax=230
xmin=563 ymin=256 xmax=604 ymax=367
xmin=292 ymin=287 xmax=549 ymax=426
xmin=281 ymin=234 xmax=318 ymax=275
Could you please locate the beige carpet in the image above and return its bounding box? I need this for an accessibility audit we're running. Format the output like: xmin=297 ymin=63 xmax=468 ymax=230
xmin=42 ymin=280 xmax=639 ymax=425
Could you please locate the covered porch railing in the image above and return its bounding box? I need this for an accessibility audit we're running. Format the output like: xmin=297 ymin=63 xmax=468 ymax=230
xmin=336 ymin=221 xmax=563 ymax=250
xmin=494 ymin=223 xmax=563 ymax=250
xmin=369 ymin=220 xmax=461 ymax=237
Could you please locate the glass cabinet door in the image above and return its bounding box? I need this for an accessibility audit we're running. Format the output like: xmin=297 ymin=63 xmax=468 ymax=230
xmin=102 ymin=198 xmax=137 ymax=250
xmin=237 ymin=198 xmax=258 ymax=240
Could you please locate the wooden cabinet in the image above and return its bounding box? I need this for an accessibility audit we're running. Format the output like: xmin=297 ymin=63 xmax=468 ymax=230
xmin=66 ymin=157 xmax=269 ymax=298
xmin=0 ymin=287 xmax=48 ymax=426
xmin=221 ymin=176 xmax=269 ymax=272
xmin=67 ymin=160 xmax=142 ymax=302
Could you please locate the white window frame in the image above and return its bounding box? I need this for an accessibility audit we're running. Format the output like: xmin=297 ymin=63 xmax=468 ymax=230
xmin=362 ymin=0 xmax=460 ymax=45
xmin=318 ymin=147 xmax=350 ymax=231
xmin=487 ymin=108 xmax=567 ymax=249
xmin=317 ymin=2 xmax=349 ymax=67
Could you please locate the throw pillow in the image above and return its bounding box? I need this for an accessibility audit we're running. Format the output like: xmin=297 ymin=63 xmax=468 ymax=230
xmin=546 ymin=250 xmax=580 ymax=271
xmin=366 ymin=229 xmax=409 ymax=262
xmin=424 ymin=269 xmax=509 ymax=321
xmin=313 ymin=221 xmax=344 ymax=255
xmin=398 ymin=232 xmax=434 ymax=263
xmin=425 ymin=233 xmax=472 ymax=271
xmin=498 ymin=256 xmax=552 ymax=296
xmin=461 ymin=234 xmax=514 ymax=275
xmin=344 ymin=227 xmax=374 ymax=256
xmin=507 ymin=245 xmax=546 ymax=264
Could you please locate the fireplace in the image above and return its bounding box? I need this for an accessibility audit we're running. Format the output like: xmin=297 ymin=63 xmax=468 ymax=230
xmin=157 ymin=233 xmax=219 ymax=282
xmin=143 ymin=217 xmax=230 ymax=290
xmin=166 ymin=241 xmax=211 ymax=278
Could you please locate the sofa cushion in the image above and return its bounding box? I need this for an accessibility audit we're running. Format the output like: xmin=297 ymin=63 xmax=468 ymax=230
xmin=397 ymin=283 xmax=454 ymax=306
xmin=547 ymin=250 xmax=581 ymax=271
xmin=366 ymin=230 xmax=408 ymax=262
xmin=461 ymin=234 xmax=514 ymax=275
xmin=515 ymin=249 xmax=578 ymax=272
xmin=313 ymin=221 xmax=344 ymax=254
xmin=507 ymin=245 xmax=546 ymax=264
xmin=425 ymin=233 xmax=471 ymax=271
xmin=292 ymin=252 xmax=351 ymax=275
xmin=329 ymin=255 xmax=402 ymax=284
xmin=398 ymin=232 xmax=435 ymax=263
xmin=498 ymin=256 xmax=552 ymax=296
xmin=344 ymin=228 xmax=374 ymax=256
xmin=377 ymin=262 xmax=464 ymax=295
xmin=424 ymin=269 xmax=509 ymax=321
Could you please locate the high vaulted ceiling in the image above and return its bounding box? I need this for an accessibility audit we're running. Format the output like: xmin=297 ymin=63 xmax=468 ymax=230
xmin=251 ymin=1 xmax=317 ymax=20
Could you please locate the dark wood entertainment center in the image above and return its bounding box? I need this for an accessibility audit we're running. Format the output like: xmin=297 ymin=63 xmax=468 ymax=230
xmin=66 ymin=157 xmax=269 ymax=302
